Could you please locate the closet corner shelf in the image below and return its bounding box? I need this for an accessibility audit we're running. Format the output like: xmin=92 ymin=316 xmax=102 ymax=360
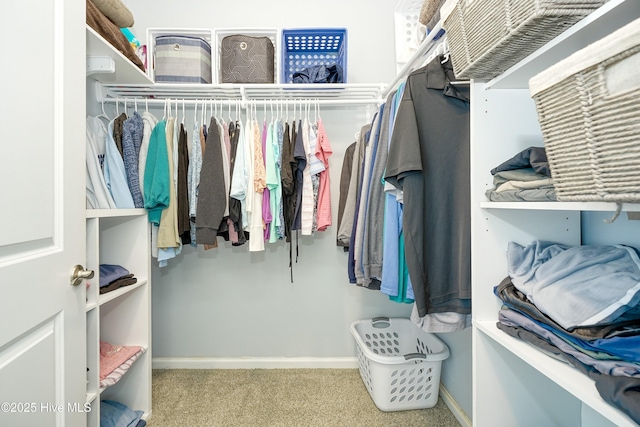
xmin=475 ymin=320 xmax=637 ymax=427
xmin=98 ymin=279 xmax=147 ymax=307
xmin=86 ymin=208 xmax=147 ymax=219
xmin=485 ymin=0 xmax=640 ymax=90
xmin=86 ymin=25 xmax=152 ymax=85
xmin=479 ymin=201 xmax=640 ymax=212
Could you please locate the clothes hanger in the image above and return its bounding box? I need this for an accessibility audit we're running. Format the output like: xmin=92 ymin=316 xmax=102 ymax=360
xmin=270 ymin=99 xmax=274 ymax=123
xmin=440 ymin=39 xmax=450 ymax=64
xmin=292 ymin=100 xmax=296 ymax=122
xmin=95 ymin=96 xmax=110 ymax=121
xmin=193 ymin=99 xmax=198 ymax=125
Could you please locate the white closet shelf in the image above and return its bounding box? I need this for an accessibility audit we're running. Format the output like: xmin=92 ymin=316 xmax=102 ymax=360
xmin=100 ymin=83 xmax=386 ymax=105
xmin=86 ymin=26 xmax=152 ymax=85
xmin=98 ymin=346 xmax=148 ymax=394
xmin=485 ymin=0 xmax=640 ymax=89
xmin=480 ymin=201 xmax=640 ymax=212
xmin=87 ymin=23 xmax=385 ymax=104
xmin=86 ymin=208 xmax=147 ymax=219
xmin=86 ymin=391 xmax=98 ymax=404
xmin=98 ymin=279 xmax=148 ymax=307
xmin=475 ymin=320 xmax=637 ymax=427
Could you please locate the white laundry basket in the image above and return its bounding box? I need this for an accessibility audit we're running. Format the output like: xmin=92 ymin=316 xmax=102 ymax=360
xmin=350 ymin=317 xmax=450 ymax=412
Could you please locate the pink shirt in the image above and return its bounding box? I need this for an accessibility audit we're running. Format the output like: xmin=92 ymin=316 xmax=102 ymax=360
xmin=315 ymin=119 xmax=333 ymax=231
xmin=99 ymin=340 xmax=143 ymax=380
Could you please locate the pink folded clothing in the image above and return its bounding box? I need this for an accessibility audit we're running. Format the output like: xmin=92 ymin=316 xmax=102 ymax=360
xmin=99 ymin=340 xmax=143 ymax=380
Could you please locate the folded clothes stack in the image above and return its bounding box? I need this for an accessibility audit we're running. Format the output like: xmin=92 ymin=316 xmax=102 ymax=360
xmin=100 ymin=400 xmax=146 ymax=427
xmin=495 ymin=240 xmax=640 ymax=423
xmin=485 ymin=146 xmax=556 ymax=202
xmin=99 ymin=264 xmax=137 ymax=294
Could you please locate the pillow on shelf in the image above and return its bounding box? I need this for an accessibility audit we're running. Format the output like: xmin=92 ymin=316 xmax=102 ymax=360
xmin=419 ymin=0 xmax=447 ymax=29
xmin=86 ymin=0 xmax=145 ymax=72
xmin=91 ymin=0 xmax=134 ymax=28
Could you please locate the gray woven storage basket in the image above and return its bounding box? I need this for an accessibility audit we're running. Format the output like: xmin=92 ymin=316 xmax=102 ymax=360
xmin=441 ymin=0 xmax=607 ymax=80
xmin=530 ymin=17 xmax=640 ymax=203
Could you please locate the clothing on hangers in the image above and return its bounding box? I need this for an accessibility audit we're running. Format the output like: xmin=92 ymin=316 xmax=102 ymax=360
xmin=122 ymin=111 xmax=144 ymax=208
xmin=385 ymin=54 xmax=471 ymax=318
xmin=86 ymin=116 xmax=117 ymax=209
xmin=89 ymin=94 xmax=334 ymax=268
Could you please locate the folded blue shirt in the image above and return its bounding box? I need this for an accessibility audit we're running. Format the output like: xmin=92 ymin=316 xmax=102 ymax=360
xmin=99 ymin=264 xmax=130 ymax=288
xmin=508 ymin=240 xmax=640 ymax=330
xmin=100 ymin=400 xmax=143 ymax=427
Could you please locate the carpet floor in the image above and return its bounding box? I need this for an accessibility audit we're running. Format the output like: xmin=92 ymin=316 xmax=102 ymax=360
xmin=147 ymin=368 xmax=461 ymax=427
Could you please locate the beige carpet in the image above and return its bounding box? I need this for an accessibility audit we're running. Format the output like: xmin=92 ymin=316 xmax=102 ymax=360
xmin=148 ymin=369 xmax=461 ymax=427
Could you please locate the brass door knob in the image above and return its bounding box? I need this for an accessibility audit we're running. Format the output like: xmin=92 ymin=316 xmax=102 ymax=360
xmin=70 ymin=265 xmax=94 ymax=286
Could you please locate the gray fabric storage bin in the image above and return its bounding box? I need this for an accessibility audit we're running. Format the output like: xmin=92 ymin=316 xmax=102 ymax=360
xmin=154 ymin=35 xmax=212 ymax=83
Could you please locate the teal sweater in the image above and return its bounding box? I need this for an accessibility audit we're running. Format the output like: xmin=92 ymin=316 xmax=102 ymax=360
xmin=144 ymin=121 xmax=170 ymax=224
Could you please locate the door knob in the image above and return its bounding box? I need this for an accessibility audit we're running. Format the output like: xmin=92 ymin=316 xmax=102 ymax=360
xmin=70 ymin=264 xmax=94 ymax=286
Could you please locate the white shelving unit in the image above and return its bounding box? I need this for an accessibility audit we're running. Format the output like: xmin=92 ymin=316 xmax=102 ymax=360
xmin=86 ymin=26 xmax=153 ymax=426
xmin=84 ymin=210 xmax=151 ymax=426
xmin=470 ymin=1 xmax=640 ymax=426
xmin=86 ymin=26 xmax=153 ymax=85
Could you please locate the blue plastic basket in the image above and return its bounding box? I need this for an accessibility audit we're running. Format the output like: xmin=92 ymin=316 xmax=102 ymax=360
xmin=281 ymin=28 xmax=348 ymax=83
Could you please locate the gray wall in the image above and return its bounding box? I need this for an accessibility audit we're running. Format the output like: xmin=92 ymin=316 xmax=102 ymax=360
xmin=123 ymin=0 xmax=472 ymax=419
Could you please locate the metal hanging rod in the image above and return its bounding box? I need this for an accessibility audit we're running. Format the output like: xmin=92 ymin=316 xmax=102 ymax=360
xmin=102 ymin=97 xmax=380 ymax=107
xmin=99 ymin=82 xmax=386 ymax=106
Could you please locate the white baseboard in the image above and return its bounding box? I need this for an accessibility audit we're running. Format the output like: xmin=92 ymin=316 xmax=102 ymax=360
xmin=439 ymin=384 xmax=472 ymax=427
xmin=152 ymin=357 xmax=359 ymax=370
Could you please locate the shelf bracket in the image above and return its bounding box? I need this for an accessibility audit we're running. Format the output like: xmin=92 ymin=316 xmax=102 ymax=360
xmin=86 ymin=56 xmax=116 ymax=77
xmin=239 ymin=86 xmax=248 ymax=109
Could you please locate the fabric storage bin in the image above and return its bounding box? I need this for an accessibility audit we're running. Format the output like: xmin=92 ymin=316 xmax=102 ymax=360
xmin=441 ymin=0 xmax=607 ymax=80
xmin=153 ymin=33 xmax=212 ymax=83
xmin=350 ymin=317 xmax=450 ymax=412
xmin=215 ymin=29 xmax=278 ymax=84
xmin=530 ymin=17 xmax=640 ymax=204
xmin=281 ymin=28 xmax=347 ymax=83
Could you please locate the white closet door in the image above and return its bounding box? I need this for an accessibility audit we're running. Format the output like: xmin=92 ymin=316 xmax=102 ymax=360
xmin=0 ymin=1 xmax=86 ymax=426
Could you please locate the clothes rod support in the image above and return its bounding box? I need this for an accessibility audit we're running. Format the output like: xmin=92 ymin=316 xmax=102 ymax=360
xmin=87 ymin=56 xmax=115 ymax=77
